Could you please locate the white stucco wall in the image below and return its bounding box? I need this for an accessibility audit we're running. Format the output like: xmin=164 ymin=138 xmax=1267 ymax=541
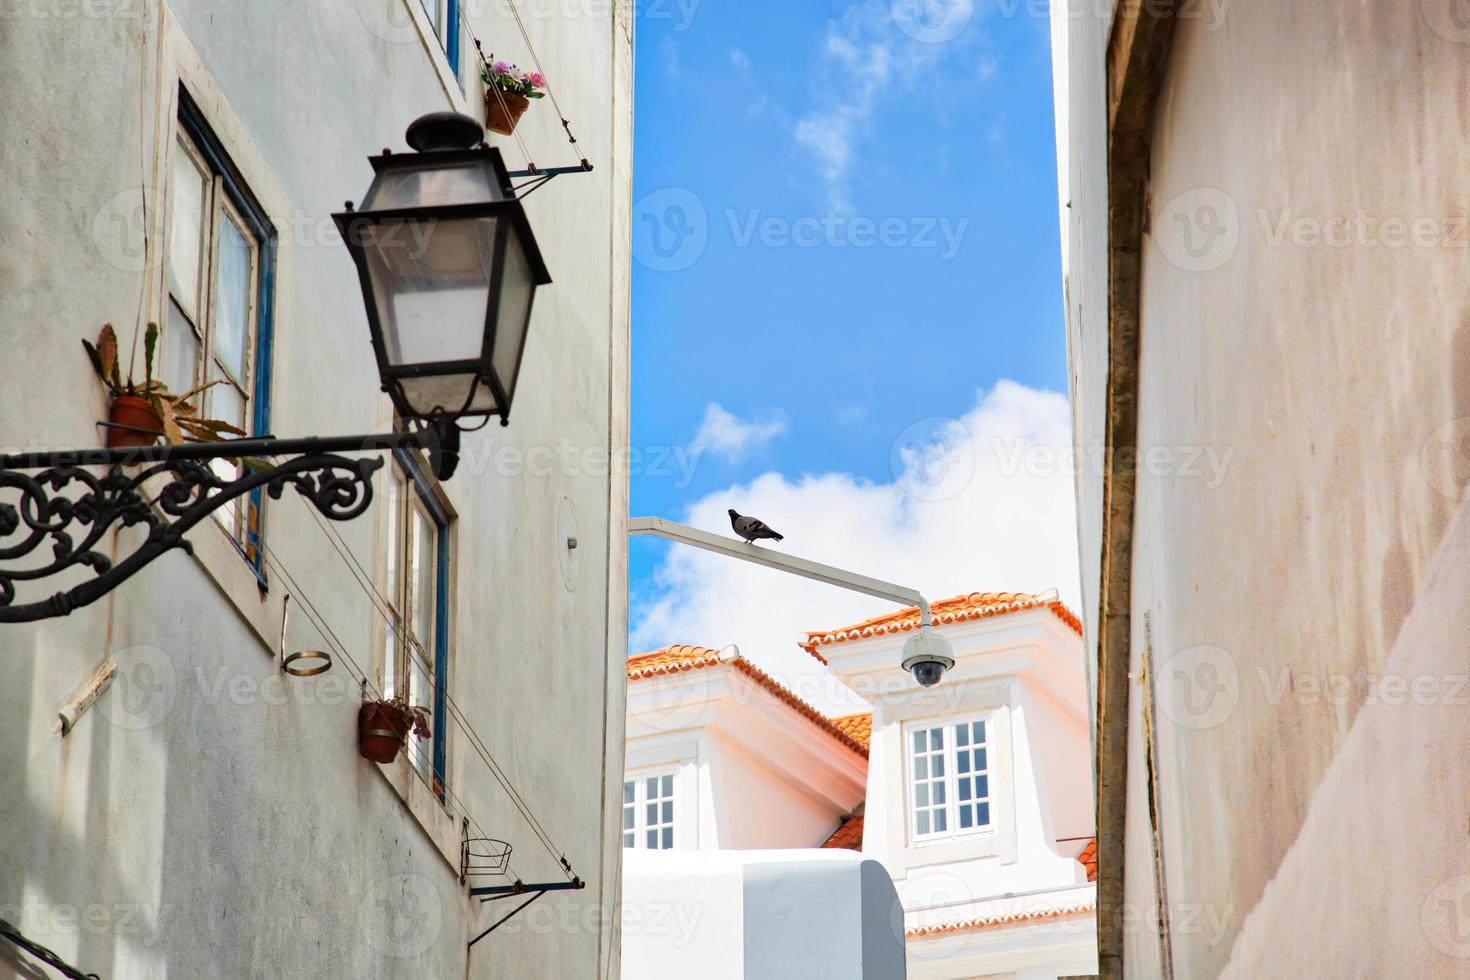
xmin=1053 ymin=0 xmax=1470 ymax=973
xmin=821 ymin=612 xmax=1096 ymax=979
xmin=620 ymin=848 xmax=906 ymax=980
xmin=624 ymin=661 xmax=867 ymax=852
xmin=0 ymin=1 xmax=631 ymax=977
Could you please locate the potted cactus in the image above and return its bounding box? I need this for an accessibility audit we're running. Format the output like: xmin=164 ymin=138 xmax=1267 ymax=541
xmin=357 ymin=694 xmax=432 ymax=765
xmin=482 ymin=59 xmax=545 ymax=136
xmin=83 ymin=323 xmax=245 ymax=448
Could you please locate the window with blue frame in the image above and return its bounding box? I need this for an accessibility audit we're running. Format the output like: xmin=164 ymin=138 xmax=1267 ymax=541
xmin=380 ymin=453 xmax=452 ymax=798
xmin=419 ymin=0 xmax=462 ymax=80
xmin=164 ymin=88 xmax=276 ymax=575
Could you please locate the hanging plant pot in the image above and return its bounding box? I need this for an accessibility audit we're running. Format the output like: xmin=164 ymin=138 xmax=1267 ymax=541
xmin=106 ymin=395 xmax=163 ymax=448
xmin=358 ymin=701 xmax=412 ymax=764
xmin=484 ymin=89 xmax=530 ymax=136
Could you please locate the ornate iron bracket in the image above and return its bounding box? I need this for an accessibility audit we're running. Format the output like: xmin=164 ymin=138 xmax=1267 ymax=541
xmin=0 ymin=432 xmax=421 ymax=623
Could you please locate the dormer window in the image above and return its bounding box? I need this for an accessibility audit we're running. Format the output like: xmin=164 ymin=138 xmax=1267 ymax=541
xmin=906 ymin=716 xmax=993 ymax=842
xmin=623 ymin=772 xmax=677 ymax=849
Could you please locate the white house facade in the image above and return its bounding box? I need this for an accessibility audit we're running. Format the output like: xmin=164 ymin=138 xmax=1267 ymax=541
xmin=0 ymin=2 xmax=632 ymax=977
xmin=623 ymin=592 xmax=1099 ymax=979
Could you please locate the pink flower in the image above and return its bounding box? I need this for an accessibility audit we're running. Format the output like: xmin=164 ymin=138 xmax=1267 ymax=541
xmin=528 ymin=72 xmax=545 ymax=88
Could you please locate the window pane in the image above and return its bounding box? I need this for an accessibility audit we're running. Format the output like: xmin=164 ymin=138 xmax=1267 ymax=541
xmin=934 ymin=810 xmax=947 ymax=832
xmin=213 ymin=211 xmax=252 ymax=384
xmin=916 ymin=784 xmax=928 ymax=807
xmin=165 ymin=301 xmax=200 ymax=395
xmin=211 ymin=375 xmax=246 ymax=432
xmin=975 ymin=775 xmax=989 ymax=799
xmin=956 ymin=725 xmax=969 ymax=747
xmin=914 ymin=757 xmax=927 ymax=780
xmin=912 ymin=731 xmax=925 ymax=752
xmin=960 ymin=808 xmax=973 ymax=829
xmin=933 ymin=755 xmax=945 ymax=777
xmin=661 ymin=775 xmax=673 ymax=796
xmin=661 ymin=801 xmax=673 ymax=822
xmin=646 ymin=777 xmax=658 ymax=796
xmin=623 ymin=832 xmax=634 ymax=848
xmin=661 ymin=828 xmax=673 ymax=849
xmin=959 ymin=782 xmax=971 ymax=802
xmin=623 ymin=781 xmax=635 ymax=804
xmin=646 ymin=802 xmax=657 ymax=823
xmin=646 ymin=829 xmax=657 ymax=849
xmin=975 ymin=748 xmax=987 ymax=771
xmin=168 ymin=137 xmax=207 ymax=316
xmin=916 ymin=812 xmax=930 ymax=835
xmin=958 ymin=754 xmax=970 ymax=775
xmin=383 ymin=480 xmax=402 ymax=696
xmin=623 ymin=808 xmax=634 ymax=830
xmin=977 ymin=802 xmax=990 ymax=826
xmin=934 ymin=782 xmax=946 ymax=805
xmin=930 ymin=729 xmax=944 ymax=750
xmin=411 ymin=508 xmax=436 ymax=650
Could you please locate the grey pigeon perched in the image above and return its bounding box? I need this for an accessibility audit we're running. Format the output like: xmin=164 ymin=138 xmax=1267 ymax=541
xmin=729 ymin=509 xmax=783 ymax=544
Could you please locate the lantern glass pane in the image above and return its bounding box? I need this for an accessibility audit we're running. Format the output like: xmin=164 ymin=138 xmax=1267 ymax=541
xmin=490 ymin=228 xmax=534 ymax=401
xmin=397 ymin=374 xmax=497 ymax=418
xmin=360 ymin=216 xmax=498 ymax=367
xmin=363 ymin=161 xmax=504 ymax=210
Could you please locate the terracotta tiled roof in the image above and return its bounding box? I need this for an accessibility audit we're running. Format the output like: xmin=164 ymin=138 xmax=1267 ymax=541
xmin=801 ymin=591 xmax=1083 ymax=664
xmin=626 ymin=646 xmax=870 ymax=757
xmin=830 ymin=712 xmax=872 ymax=751
xmin=906 ymin=904 xmax=1095 ymax=939
xmin=1077 ymin=838 xmax=1097 ymax=882
xmin=820 ymin=813 xmax=864 ymax=850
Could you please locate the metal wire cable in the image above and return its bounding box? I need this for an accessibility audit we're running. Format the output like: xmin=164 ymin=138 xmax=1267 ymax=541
xmin=268 ymin=486 xmax=574 ymax=879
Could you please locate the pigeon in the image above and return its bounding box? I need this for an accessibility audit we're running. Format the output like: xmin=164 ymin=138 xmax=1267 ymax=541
xmin=729 ymin=509 xmax=784 ymax=545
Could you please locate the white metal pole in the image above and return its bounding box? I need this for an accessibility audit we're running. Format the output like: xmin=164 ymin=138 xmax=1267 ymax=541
xmin=626 ymin=516 xmax=933 ymax=627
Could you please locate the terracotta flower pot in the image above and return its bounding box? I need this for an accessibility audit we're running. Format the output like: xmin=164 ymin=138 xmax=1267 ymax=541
xmin=106 ymin=395 xmax=163 ymax=448
xmin=358 ymin=701 xmax=411 ymax=764
xmin=485 ymin=89 xmax=530 ymax=136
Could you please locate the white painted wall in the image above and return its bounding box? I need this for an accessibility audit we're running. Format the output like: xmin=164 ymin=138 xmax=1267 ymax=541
xmin=0 ymin=1 xmax=632 ymax=977
xmin=620 ymin=848 xmax=906 ymax=980
xmin=625 ymin=660 xmax=867 ymax=851
xmin=1053 ymin=0 xmax=1470 ymax=973
xmin=821 ymin=612 xmax=1097 ymax=979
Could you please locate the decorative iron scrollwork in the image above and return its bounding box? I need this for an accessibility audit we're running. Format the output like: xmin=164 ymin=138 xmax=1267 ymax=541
xmin=0 ymin=452 xmax=384 ymax=623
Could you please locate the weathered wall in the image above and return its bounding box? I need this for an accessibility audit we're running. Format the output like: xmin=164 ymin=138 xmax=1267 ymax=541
xmin=0 ymin=0 xmax=631 ymax=976
xmin=1056 ymin=0 xmax=1470 ymax=973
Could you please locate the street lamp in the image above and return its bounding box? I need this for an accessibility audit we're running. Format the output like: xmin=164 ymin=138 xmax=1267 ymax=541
xmin=0 ymin=113 xmax=553 ymax=623
xmin=333 ymin=111 xmax=550 ymax=436
xmin=626 ymin=517 xmax=954 ymax=688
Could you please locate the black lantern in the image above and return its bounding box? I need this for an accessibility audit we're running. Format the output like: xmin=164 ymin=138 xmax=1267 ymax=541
xmin=333 ymin=112 xmax=551 ymax=430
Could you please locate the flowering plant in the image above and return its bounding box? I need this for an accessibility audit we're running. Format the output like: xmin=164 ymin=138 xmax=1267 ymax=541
xmin=482 ymin=60 xmax=545 ymax=99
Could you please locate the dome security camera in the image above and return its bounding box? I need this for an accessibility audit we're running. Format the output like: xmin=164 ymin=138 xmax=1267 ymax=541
xmin=901 ymin=625 xmax=955 ymax=688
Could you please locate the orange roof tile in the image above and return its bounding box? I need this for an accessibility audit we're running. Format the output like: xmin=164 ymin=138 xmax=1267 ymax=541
xmin=906 ymin=904 xmax=1095 ymax=939
xmin=1077 ymin=838 xmax=1097 ymax=882
xmin=830 ymin=712 xmax=872 ymax=751
xmin=626 ymin=646 xmax=870 ymax=757
xmin=820 ymin=813 xmax=864 ymax=850
xmin=801 ymin=591 xmax=1083 ymax=664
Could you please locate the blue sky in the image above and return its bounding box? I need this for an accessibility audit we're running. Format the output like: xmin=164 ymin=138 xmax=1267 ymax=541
xmin=627 ymin=0 xmax=1077 ymax=699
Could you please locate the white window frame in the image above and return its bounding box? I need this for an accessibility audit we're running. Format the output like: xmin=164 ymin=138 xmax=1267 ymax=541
xmin=623 ymin=770 xmax=677 ymax=850
xmin=904 ymin=713 xmax=996 ymax=845
xmin=164 ymin=124 xmax=261 ymax=550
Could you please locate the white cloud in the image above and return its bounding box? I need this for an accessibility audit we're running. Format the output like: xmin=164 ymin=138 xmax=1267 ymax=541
xmin=688 ymin=403 xmax=787 ymax=461
xmin=632 ymin=381 xmax=1080 ymax=713
xmin=793 ymin=0 xmax=977 ymax=212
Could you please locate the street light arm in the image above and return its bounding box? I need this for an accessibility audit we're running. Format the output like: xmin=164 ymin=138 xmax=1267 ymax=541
xmin=627 ymin=516 xmax=933 ymax=627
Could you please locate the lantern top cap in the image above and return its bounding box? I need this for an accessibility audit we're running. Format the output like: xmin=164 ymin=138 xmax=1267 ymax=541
xmin=406 ymin=112 xmax=484 ymax=153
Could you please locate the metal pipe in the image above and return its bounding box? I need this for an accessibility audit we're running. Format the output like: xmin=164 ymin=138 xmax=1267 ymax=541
xmin=627 ymin=516 xmax=932 ymax=621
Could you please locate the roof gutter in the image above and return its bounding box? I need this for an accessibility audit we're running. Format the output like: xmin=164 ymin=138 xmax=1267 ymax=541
xmin=1095 ymin=3 xmax=1179 ymax=978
